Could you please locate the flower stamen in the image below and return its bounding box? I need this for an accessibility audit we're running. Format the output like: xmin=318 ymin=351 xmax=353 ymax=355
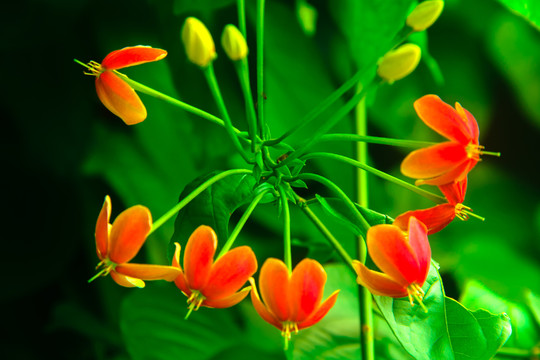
xmin=407 ymin=282 xmax=428 ymax=313
xmin=185 ymin=290 xmax=206 ymax=319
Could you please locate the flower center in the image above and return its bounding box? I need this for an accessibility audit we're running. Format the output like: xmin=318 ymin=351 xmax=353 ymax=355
xmin=184 ymin=290 xmax=206 ymax=319
xmin=281 ymin=321 xmax=299 ymax=341
xmin=455 ymin=203 xmax=471 ymax=221
xmin=465 ymin=143 xmax=483 ymax=161
xmin=407 ymin=282 xmax=428 ymax=313
xmin=83 ymin=60 xmax=105 ymax=77
xmin=88 ymin=258 xmax=115 ymax=283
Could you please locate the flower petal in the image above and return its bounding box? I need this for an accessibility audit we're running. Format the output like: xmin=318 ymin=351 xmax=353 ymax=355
xmin=288 ymin=259 xmax=326 ymax=323
xmin=101 ymin=46 xmax=167 ymax=70
xmin=455 ymin=102 xmax=479 ymax=143
xmin=96 ymin=71 xmax=147 ymax=125
xmin=202 ymin=246 xmax=257 ymax=300
xmin=439 ymin=178 xmax=467 ymax=205
xmin=110 ymin=271 xmax=145 ymax=288
xmin=407 ymin=217 xmax=431 ymax=285
xmin=367 ymin=224 xmax=420 ymax=286
xmin=259 ymin=258 xmax=290 ymax=322
xmin=416 ymin=158 xmax=476 ymax=186
xmin=108 ymin=205 xmax=152 ymax=264
xmin=183 ymin=225 xmax=217 ymax=291
xmin=95 ymin=195 xmax=111 ymax=260
xmin=394 ymin=204 xmax=456 ymax=235
xmin=204 ymin=286 xmax=251 ymax=309
xmin=298 ymin=289 xmax=340 ymax=330
xmin=352 ymin=260 xmax=408 ymax=297
xmin=401 ymin=142 xmax=468 ymax=180
xmin=414 ymin=95 xmax=473 ymax=145
xmin=171 ymin=242 xmax=190 ymax=294
xmin=115 ymin=263 xmax=181 ymax=281
xmin=249 ymin=278 xmax=282 ymax=330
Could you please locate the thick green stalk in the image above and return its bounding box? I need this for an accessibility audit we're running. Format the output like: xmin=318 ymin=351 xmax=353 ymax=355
xmin=237 ymin=0 xmax=246 ymax=37
xmin=149 ymin=169 xmax=252 ymax=234
xmin=256 ymin=0 xmax=266 ymax=139
xmin=318 ymin=133 xmax=436 ymax=148
xmin=216 ymin=188 xmax=269 ymax=259
xmin=277 ymin=185 xmax=292 ymax=272
xmin=235 ymin=60 xmax=259 ymax=152
xmin=203 ymin=64 xmax=253 ymax=163
xmin=301 ymin=152 xmax=446 ymax=204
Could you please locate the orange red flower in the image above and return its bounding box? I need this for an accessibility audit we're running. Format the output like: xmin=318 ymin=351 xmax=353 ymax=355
xmin=84 ymin=46 xmax=167 ymax=125
xmin=92 ymin=195 xmax=181 ymax=288
xmin=249 ymin=258 xmax=339 ymax=343
xmin=401 ymin=94 xmax=482 ymax=186
xmin=353 ymin=217 xmax=431 ymax=310
xmin=172 ymin=225 xmax=257 ymax=313
xmin=393 ymin=178 xmax=471 ymax=234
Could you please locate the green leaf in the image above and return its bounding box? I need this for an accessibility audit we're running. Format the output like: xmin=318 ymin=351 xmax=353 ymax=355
xmin=121 ymin=284 xmax=281 ymax=360
xmin=494 ymin=0 xmax=540 ymax=30
xmin=445 ymin=297 xmax=512 ymax=360
xmin=525 ymin=290 xmax=540 ymax=327
xmin=170 ymin=171 xmax=258 ymax=251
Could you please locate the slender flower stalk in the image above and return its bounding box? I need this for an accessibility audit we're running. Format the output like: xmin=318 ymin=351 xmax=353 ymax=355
xmin=300 ymin=152 xmax=445 ymax=204
xmin=277 ymin=185 xmax=292 ymax=271
xmin=256 ymin=0 xmax=266 ymax=139
xmin=317 ymin=133 xmax=436 ymax=148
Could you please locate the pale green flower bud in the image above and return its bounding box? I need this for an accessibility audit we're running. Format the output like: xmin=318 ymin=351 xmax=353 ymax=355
xmin=377 ymin=43 xmax=421 ymax=83
xmin=181 ymin=17 xmax=217 ymax=67
xmin=406 ymin=0 xmax=444 ymax=32
xmin=221 ymin=24 xmax=248 ymax=61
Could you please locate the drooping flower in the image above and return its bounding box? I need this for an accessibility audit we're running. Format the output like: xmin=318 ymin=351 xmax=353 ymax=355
xmin=353 ymin=217 xmax=431 ymax=311
xmin=394 ymin=178 xmax=473 ymax=234
xmin=171 ymin=225 xmax=257 ymax=314
xmin=249 ymin=258 xmax=339 ymax=345
xmin=401 ymin=94 xmax=484 ymax=186
xmin=181 ymin=17 xmax=217 ymax=67
xmin=82 ymin=46 xmax=167 ymax=125
xmin=92 ymin=195 xmax=181 ymax=288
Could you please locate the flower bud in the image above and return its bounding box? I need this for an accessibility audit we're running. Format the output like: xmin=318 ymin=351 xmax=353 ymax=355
xmin=377 ymin=43 xmax=421 ymax=83
xmin=221 ymin=24 xmax=248 ymax=61
xmin=406 ymin=0 xmax=444 ymax=32
xmin=181 ymin=17 xmax=217 ymax=67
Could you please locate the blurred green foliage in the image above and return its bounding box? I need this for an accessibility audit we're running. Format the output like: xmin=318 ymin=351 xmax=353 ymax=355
xmin=5 ymin=0 xmax=540 ymax=358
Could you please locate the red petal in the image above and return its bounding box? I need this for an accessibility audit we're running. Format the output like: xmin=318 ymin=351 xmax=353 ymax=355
xmin=110 ymin=271 xmax=145 ymax=288
xmin=202 ymin=246 xmax=257 ymax=300
xmin=439 ymin=178 xmax=467 ymax=205
xmin=95 ymin=72 xmax=147 ymax=125
xmin=115 ymin=263 xmax=182 ymax=281
xmin=416 ymin=158 xmax=476 ymax=186
xmin=414 ymin=95 xmax=473 ymax=145
xmin=95 ymin=195 xmax=111 ymax=260
xmin=401 ymin=142 xmax=468 ymax=180
xmin=101 ymin=46 xmax=167 ymax=70
xmin=259 ymin=258 xmax=290 ymax=321
xmin=455 ymin=102 xmax=479 ymax=143
xmin=352 ymin=260 xmax=408 ymax=297
xmin=183 ymin=225 xmax=217 ymax=291
xmin=249 ymin=278 xmax=282 ymax=330
xmin=366 ymin=224 xmax=420 ymax=286
xmin=407 ymin=217 xmax=431 ymax=285
xmin=288 ymin=259 xmax=326 ymax=323
xmin=108 ymin=205 xmax=152 ymax=264
xmin=204 ymin=286 xmax=251 ymax=308
xmin=171 ymin=242 xmax=189 ymax=294
xmin=298 ymin=290 xmax=339 ymax=330
xmin=394 ymin=204 xmax=456 ymax=235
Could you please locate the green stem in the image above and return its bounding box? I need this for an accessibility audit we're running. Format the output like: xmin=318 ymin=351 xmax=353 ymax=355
xmin=354 ymin=92 xmax=374 ymax=360
xmin=216 ymin=188 xmax=269 ymax=259
xmin=235 ymin=60 xmax=259 ymax=153
xmin=203 ymin=64 xmax=253 ymax=163
xmin=278 ymin=185 xmax=292 ymax=272
xmin=237 ymin=0 xmax=246 ymax=37
xmin=149 ymin=169 xmax=252 ymax=235
xmin=495 ymin=347 xmax=536 ymax=358
xmin=293 ymin=173 xmax=371 ymax=242
xmin=291 ymin=191 xmax=355 ymax=272
xmin=256 ymin=0 xmax=266 ymax=139
xmin=301 ymin=152 xmax=446 ymax=204
xmin=116 ymin=72 xmax=238 ymax=133
xmin=273 ymin=81 xmax=377 ymax=169
xmin=318 ymin=133 xmax=436 ymax=148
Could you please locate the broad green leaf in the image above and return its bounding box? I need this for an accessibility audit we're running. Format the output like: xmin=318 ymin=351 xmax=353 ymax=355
xmin=375 ymin=263 xmax=455 ymax=360
xmin=525 ymin=290 xmax=540 ymax=327
xmin=169 ymin=171 xmax=259 ymax=251
xmin=461 ymin=280 xmax=537 ymax=349
xmin=445 ymin=297 xmax=512 ymax=359
xmin=121 ymin=284 xmax=280 ymax=360
xmin=494 ymin=0 xmax=540 ymax=29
